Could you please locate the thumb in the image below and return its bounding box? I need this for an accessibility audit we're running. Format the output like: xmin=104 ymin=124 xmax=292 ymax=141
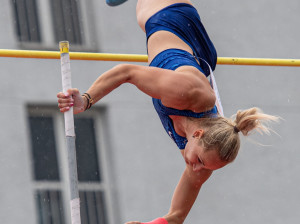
xmin=65 ymin=88 xmax=80 ymax=97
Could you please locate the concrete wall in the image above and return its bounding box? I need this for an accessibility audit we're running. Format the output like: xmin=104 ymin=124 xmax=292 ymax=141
xmin=0 ymin=0 xmax=299 ymax=223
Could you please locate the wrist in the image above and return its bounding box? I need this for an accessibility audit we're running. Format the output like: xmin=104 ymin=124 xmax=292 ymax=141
xmin=81 ymin=93 xmax=94 ymax=111
xmin=142 ymin=217 xmax=168 ymax=224
xmin=163 ymin=212 xmax=185 ymax=224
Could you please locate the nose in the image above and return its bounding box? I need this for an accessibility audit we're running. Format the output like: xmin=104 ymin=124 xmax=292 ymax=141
xmin=192 ymin=163 xmax=204 ymax=172
xmin=184 ymin=157 xmax=203 ymax=171
xmin=184 ymin=157 xmax=190 ymax=165
xmin=184 ymin=150 xmax=203 ymax=171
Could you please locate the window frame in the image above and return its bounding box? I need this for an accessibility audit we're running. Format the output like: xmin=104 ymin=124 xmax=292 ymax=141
xmin=12 ymin=0 xmax=98 ymax=51
xmin=27 ymin=105 xmax=117 ymax=224
xmin=11 ymin=0 xmax=42 ymax=43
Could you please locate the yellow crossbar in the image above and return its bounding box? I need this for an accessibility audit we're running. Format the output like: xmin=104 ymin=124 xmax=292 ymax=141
xmin=217 ymin=57 xmax=300 ymax=67
xmin=0 ymin=49 xmax=299 ymax=67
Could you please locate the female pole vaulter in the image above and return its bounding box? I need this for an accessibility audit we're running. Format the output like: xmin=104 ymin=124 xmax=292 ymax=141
xmin=57 ymin=1 xmax=279 ymax=223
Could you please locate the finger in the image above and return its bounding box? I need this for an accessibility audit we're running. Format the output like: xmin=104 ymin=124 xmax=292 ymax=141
xmin=57 ymin=92 xmax=67 ymax=98
xmin=59 ymin=107 xmax=70 ymax=113
xmin=67 ymin=88 xmax=80 ymax=97
xmin=57 ymin=91 xmax=73 ymax=99
xmin=58 ymin=98 xmax=74 ymax=104
xmin=58 ymin=102 xmax=73 ymax=109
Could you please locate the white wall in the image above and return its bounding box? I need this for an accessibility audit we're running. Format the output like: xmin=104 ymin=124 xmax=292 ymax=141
xmin=0 ymin=0 xmax=299 ymax=223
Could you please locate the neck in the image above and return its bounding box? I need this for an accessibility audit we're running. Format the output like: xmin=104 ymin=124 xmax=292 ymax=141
xmin=170 ymin=116 xmax=200 ymax=138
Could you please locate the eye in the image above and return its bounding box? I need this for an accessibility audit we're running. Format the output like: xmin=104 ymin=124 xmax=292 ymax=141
xmin=198 ymin=157 xmax=206 ymax=167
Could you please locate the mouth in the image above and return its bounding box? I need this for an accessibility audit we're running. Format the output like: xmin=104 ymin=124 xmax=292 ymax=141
xmin=185 ymin=159 xmax=196 ymax=168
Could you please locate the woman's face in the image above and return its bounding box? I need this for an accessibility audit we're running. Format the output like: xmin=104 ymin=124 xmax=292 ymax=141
xmin=183 ymin=133 xmax=228 ymax=172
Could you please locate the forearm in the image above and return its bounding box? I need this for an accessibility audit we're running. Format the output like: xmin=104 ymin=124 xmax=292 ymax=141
xmin=86 ymin=64 xmax=131 ymax=104
xmin=164 ymin=166 xmax=212 ymax=224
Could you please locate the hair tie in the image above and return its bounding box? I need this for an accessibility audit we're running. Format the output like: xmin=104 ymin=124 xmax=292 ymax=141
xmin=234 ymin=126 xmax=240 ymax=133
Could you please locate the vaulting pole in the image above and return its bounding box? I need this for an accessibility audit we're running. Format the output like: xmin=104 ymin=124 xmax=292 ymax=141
xmin=59 ymin=41 xmax=81 ymax=224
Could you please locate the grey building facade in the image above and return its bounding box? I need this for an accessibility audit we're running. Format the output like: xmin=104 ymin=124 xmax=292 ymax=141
xmin=0 ymin=0 xmax=299 ymax=224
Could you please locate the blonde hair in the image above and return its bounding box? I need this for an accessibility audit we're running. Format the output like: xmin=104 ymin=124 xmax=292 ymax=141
xmin=194 ymin=107 xmax=279 ymax=163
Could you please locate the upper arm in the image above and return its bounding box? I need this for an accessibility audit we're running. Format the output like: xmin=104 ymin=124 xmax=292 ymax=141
xmin=127 ymin=64 xmax=216 ymax=112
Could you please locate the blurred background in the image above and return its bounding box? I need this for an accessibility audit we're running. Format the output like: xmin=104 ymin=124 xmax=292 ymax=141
xmin=0 ymin=0 xmax=299 ymax=223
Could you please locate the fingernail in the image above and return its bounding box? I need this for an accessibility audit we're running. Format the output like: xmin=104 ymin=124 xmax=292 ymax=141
xmin=70 ymin=103 xmax=74 ymax=106
xmin=64 ymin=92 xmax=69 ymax=97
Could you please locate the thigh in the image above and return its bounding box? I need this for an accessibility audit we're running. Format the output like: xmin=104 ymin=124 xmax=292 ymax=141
xmin=136 ymin=0 xmax=192 ymax=32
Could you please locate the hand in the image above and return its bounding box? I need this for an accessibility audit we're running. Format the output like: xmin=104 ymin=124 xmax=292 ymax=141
xmin=57 ymin=88 xmax=86 ymax=114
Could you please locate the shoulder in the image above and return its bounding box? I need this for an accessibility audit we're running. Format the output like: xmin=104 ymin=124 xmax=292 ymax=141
xmin=172 ymin=66 xmax=216 ymax=113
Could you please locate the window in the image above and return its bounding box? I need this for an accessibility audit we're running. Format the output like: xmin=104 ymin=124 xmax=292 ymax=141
xmin=36 ymin=190 xmax=65 ymax=224
xmin=11 ymin=0 xmax=96 ymax=50
xmin=75 ymin=118 xmax=101 ymax=182
xmin=29 ymin=116 xmax=60 ymax=181
xmin=28 ymin=107 xmax=114 ymax=224
xmin=79 ymin=191 xmax=108 ymax=224
xmin=50 ymin=0 xmax=83 ymax=45
xmin=11 ymin=0 xmax=41 ymax=42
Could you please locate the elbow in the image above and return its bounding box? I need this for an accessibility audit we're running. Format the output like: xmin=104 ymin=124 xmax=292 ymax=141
xmin=113 ymin=64 xmax=133 ymax=83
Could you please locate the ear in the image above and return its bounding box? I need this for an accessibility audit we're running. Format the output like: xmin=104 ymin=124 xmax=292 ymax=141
xmin=192 ymin=129 xmax=204 ymax=139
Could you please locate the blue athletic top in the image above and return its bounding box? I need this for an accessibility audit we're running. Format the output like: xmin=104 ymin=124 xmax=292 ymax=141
xmin=150 ymin=49 xmax=218 ymax=149
xmin=145 ymin=3 xmax=218 ymax=149
xmin=145 ymin=3 xmax=217 ymax=71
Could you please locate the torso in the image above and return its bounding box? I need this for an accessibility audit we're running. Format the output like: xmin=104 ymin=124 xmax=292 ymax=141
xmin=136 ymin=0 xmax=194 ymax=64
xmin=141 ymin=1 xmax=219 ymax=149
xmin=147 ymin=31 xmax=193 ymax=65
